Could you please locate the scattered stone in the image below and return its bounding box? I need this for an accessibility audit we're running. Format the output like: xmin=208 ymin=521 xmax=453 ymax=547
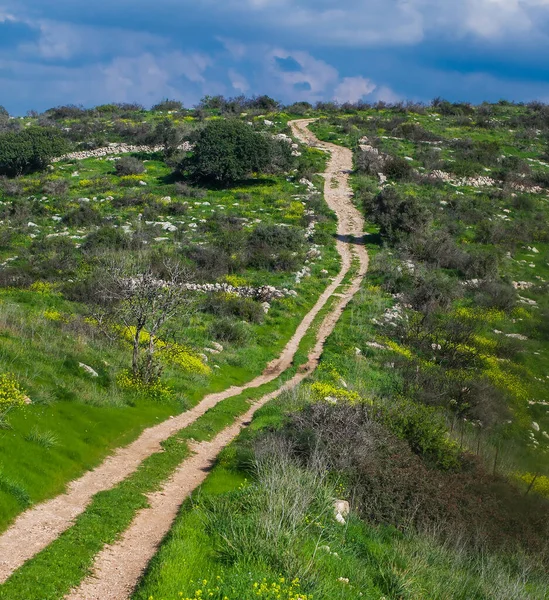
xmin=79 ymin=363 xmax=99 ymax=377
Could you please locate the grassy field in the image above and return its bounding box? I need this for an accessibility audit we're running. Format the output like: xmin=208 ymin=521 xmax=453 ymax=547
xmin=309 ymin=107 xmax=549 ymax=482
xmin=0 ymin=110 xmax=340 ymax=532
xmin=1 ymin=100 xmax=549 ymax=599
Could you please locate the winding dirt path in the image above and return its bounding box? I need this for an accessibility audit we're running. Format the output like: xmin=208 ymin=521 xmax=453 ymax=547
xmin=0 ymin=120 xmax=367 ymax=596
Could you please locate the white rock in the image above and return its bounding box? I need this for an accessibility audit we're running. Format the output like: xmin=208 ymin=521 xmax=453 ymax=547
xmin=79 ymin=363 xmax=99 ymax=377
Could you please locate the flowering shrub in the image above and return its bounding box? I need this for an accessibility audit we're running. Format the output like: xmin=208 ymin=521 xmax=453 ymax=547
xmin=385 ymin=339 xmax=414 ymax=359
xmin=145 ymin=577 xmax=311 ymax=600
xmin=119 ymin=174 xmax=144 ymax=186
xmin=116 ymin=370 xmax=173 ymax=402
xmin=284 ymin=201 xmax=305 ymax=221
xmin=119 ymin=327 xmax=210 ymax=375
xmin=43 ymin=309 xmax=64 ymax=322
xmin=454 ymin=306 xmax=504 ymax=323
xmin=29 ymin=281 xmax=58 ymax=295
xmin=0 ymin=373 xmax=28 ymax=410
xmin=78 ymin=179 xmax=93 ymax=188
xmin=310 ymin=382 xmax=360 ymax=404
xmin=223 ymin=274 xmax=247 ymax=287
xmin=516 ymin=473 xmax=549 ymax=498
xmin=482 ymin=355 xmax=529 ymax=401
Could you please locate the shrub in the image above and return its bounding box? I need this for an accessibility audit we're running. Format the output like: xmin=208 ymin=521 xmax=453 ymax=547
xmin=246 ymin=223 xmax=305 ymax=271
xmin=0 ymin=178 xmax=24 ymax=197
xmin=0 ymin=373 xmax=28 ymax=410
xmin=377 ymin=399 xmax=460 ymax=470
xmin=474 ymin=279 xmax=517 ymax=311
xmin=0 ymin=127 xmax=68 ymax=177
xmin=46 ymin=105 xmax=87 ymax=120
xmin=186 ymin=244 xmax=230 ymax=280
xmin=174 ymin=181 xmax=207 ymax=198
xmin=116 ymin=369 xmax=174 ymax=402
xmin=62 ymin=204 xmax=103 ymax=226
xmin=114 ymin=156 xmax=145 ymax=176
xmin=202 ymin=293 xmax=265 ymax=323
xmin=369 ymin=187 xmax=430 ymax=242
xmin=82 ymin=226 xmax=130 ymax=253
xmin=151 ymin=99 xmax=184 ymax=112
xmin=209 ymin=317 xmax=249 ymax=344
xmin=181 ymin=120 xmax=279 ymax=184
xmin=42 ymin=179 xmax=69 ymax=196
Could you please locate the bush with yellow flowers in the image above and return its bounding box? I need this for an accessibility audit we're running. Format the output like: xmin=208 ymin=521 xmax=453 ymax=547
xmin=118 ymin=327 xmax=210 ymax=376
xmin=116 ymin=370 xmax=173 ymax=402
xmin=310 ymin=382 xmax=360 ymax=404
xmin=0 ymin=373 xmax=28 ymax=410
xmin=515 ymin=473 xmax=549 ymax=498
xmin=146 ymin=576 xmax=311 ymax=600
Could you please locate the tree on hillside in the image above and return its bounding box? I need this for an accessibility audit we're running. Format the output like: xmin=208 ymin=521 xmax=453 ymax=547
xmin=0 ymin=127 xmax=68 ymax=177
xmin=99 ymin=260 xmax=191 ymax=383
xmin=180 ymin=119 xmax=292 ymax=184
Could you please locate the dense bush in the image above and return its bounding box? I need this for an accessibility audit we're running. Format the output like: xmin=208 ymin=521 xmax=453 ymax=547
xmin=151 ymin=99 xmax=184 ymax=112
xmin=81 ymin=226 xmax=130 ymax=254
xmin=174 ymin=181 xmax=206 ymax=198
xmin=0 ymin=127 xmax=68 ymax=177
xmin=209 ymin=316 xmax=249 ymax=344
xmin=114 ymin=156 xmax=145 ymax=176
xmin=202 ymin=293 xmax=264 ymax=323
xmin=246 ymin=223 xmax=305 ymax=271
xmin=42 ymin=179 xmax=69 ymax=196
xmin=368 ymin=187 xmax=430 ymax=242
xmin=62 ymin=204 xmax=103 ymax=227
xmin=181 ymin=120 xmax=292 ymax=184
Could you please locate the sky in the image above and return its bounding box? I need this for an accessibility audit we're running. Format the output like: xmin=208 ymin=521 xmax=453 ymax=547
xmin=2 ymin=0 xmax=549 ymax=114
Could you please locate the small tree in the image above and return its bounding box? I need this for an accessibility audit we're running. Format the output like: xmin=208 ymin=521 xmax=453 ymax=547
xmin=0 ymin=127 xmax=68 ymax=177
xmin=100 ymin=259 xmax=190 ymax=382
xmin=181 ymin=120 xmax=275 ymax=184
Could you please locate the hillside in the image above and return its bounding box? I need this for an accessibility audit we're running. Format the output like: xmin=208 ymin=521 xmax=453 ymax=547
xmin=0 ymin=99 xmax=548 ymax=599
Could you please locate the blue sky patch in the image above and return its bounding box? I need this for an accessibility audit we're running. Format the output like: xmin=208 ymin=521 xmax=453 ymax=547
xmin=1 ymin=1 xmax=549 ymax=114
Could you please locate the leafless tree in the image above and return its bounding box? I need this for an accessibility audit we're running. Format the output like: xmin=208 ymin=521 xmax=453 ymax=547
xmin=99 ymin=258 xmax=191 ymax=382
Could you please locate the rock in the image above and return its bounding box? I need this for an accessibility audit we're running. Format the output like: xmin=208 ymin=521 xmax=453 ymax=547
xmin=79 ymin=363 xmax=99 ymax=377
xmin=335 ymin=512 xmax=346 ymax=525
xmin=334 ymin=500 xmax=350 ymax=517
xmin=532 ymin=422 xmax=540 ymax=432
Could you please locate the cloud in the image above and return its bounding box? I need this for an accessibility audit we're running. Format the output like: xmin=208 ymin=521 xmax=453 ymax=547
xmin=228 ymin=68 xmax=249 ymax=92
xmin=1 ymin=0 xmax=549 ymax=113
xmin=334 ymin=76 xmax=377 ymax=103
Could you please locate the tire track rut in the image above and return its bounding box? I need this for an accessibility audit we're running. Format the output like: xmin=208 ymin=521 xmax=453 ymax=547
xmin=0 ymin=120 xmax=367 ymax=597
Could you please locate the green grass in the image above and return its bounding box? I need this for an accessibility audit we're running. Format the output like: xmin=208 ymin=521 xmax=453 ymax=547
xmin=0 ymin=249 xmax=338 ymax=598
xmin=133 ymin=389 xmax=549 ymax=600
xmin=0 ymin=136 xmax=341 ymax=533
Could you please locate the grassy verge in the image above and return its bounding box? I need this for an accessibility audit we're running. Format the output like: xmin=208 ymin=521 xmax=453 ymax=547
xmin=133 ymin=386 xmax=549 ymax=600
xmin=0 ymin=262 xmax=343 ymax=598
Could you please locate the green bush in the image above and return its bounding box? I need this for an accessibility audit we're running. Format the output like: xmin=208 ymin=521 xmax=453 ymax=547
xmin=0 ymin=127 xmax=68 ymax=177
xmin=181 ymin=120 xmax=285 ymax=184
xmin=377 ymin=399 xmax=460 ymax=470
xmin=114 ymin=156 xmax=145 ymax=176
xmin=209 ymin=317 xmax=250 ymax=344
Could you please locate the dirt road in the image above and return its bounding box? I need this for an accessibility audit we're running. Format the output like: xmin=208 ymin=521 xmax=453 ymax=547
xmin=0 ymin=120 xmax=368 ymax=598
